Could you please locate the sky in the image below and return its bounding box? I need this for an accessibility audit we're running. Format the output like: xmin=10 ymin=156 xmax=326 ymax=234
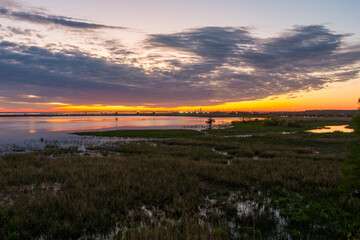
xmin=0 ymin=0 xmax=359 ymax=112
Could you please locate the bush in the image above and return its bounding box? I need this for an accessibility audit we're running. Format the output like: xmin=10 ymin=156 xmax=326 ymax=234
xmin=339 ymin=114 xmax=360 ymax=196
xmin=286 ymin=120 xmax=302 ymax=128
xmin=263 ymin=118 xmax=285 ymax=126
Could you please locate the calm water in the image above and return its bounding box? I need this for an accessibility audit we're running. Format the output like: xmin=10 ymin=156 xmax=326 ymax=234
xmin=0 ymin=116 xmax=353 ymax=155
xmin=0 ymin=116 xmax=249 ymax=144
xmin=307 ymin=125 xmax=354 ymax=133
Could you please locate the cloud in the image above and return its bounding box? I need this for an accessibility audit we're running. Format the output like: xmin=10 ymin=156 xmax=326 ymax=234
xmin=7 ymin=26 xmax=33 ymax=35
xmin=24 ymin=94 xmax=40 ymax=98
xmin=241 ymin=25 xmax=350 ymax=70
xmin=0 ymin=41 xmax=16 ymax=46
xmin=147 ymin=27 xmax=253 ymax=74
xmin=0 ymin=42 xmax=177 ymax=106
xmin=104 ymin=39 xmax=134 ymax=56
xmin=0 ymin=0 xmax=22 ymax=8
xmin=0 ymin=25 xmax=359 ymax=108
xmin=0 ymin=7 xmax=126 ymax=29
xmin=146 ymin=25 xmax=360 ymax=102
xmin=148 ymin=27 xmax=253 ymax=60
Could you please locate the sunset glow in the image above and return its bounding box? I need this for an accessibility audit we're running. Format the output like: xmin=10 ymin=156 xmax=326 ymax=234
xmin=0 ymin=0 xmax=359 ymax=112
xmin=1 ymin=2 xmax=360 ymax=238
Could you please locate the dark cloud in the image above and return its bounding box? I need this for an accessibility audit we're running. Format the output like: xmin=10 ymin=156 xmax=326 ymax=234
xmin=0 ymin=42 xmax=212 ymax=106
xmin=146 ymin=25 xmax=360 ymax=102
xmin=241 ymin=25 xmax=350 ymax=70
xmin=0 ymin=40 xmax=15 ymax=46
xmin=104 ymin=39 xmax=134 ymax=56
xmin=0 ymin=25 xmax=359 ymax=107
xmin=148 ymin=27 xmax=253 ymax=59
xmin=0 ymin=7 xmax=6 ymax=14
xmin=0 ymin=7 xmax=126 ymax=29
xmin=7 ymin=26 xmax=33 ymax=35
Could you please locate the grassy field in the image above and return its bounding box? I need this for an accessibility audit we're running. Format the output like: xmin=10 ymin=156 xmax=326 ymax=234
xmin=0 ymin=119 xmax=359 ymax=239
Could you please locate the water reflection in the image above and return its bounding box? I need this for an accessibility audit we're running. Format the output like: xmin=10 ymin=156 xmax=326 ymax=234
xmin=0 ymin=116 xmax=260 ymax=145
xmin=0 ymin=116 xmax=264 ymax=155
xmin=307 ymin=125 xmax=354 ymax=133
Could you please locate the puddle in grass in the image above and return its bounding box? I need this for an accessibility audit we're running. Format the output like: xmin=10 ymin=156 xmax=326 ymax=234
xmin=307 ymin=125 xmax=354 ymax=133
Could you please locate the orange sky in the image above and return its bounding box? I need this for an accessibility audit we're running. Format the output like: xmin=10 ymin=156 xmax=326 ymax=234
xmin=0 ymin=1 xmax=359 ymax=113
xmin=48 ymin=79 xmax=359 ymax=113
xmin=1 ymin=78 xmax=359 ymax=113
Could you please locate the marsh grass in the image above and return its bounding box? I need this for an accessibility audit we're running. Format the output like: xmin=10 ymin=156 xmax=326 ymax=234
xmin=0 ymin=120 xmax=359 ymax=239
xmin=75 ymin=129 xmax=204 ymax=138
xmin=207 ymin=119 xmax=353 ymax=136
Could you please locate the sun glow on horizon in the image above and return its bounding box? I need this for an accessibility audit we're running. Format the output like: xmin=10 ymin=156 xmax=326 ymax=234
xmin=1 ymin=95 xmax=359 ymax=113
xmin=46 ymin=79 xmax=359 ymax=113
xmin=52 ymin=96 xmax=358 ymax=113
xmin=1 ymin=80 xmax=359 ymax=113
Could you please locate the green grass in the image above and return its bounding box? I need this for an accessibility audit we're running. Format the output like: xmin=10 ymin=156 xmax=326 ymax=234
xmin=74 ymin=129 xmax=203 ymax=138
xmin=1 ymin=119 xmax=359 ymax=239
xmin=74 ymin=119 xmax=353 ymax=138
xmin=207 ymin=119 xmax=352 ymax=136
